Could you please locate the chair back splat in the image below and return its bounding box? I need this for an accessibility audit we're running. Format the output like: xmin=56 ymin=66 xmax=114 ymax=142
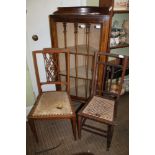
xmin=92 ymin=52 xmax=128 ymax=100
xmin=33 ymin=48 xmax=70 ymax=95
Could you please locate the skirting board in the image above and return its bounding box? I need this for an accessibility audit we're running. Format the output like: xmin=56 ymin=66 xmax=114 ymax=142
xmin=26 ymin=105 xmax=33 ymax=121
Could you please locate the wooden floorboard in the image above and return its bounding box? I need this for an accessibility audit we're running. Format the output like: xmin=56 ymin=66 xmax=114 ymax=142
xmin=26 ymin=93 xmax=129 ymax=155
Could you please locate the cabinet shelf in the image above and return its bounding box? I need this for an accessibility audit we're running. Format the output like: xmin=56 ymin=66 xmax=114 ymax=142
xmin=110 ymin=43 xmax=129 ymax=49
xmin=68 ymin=45 xmax=96 ymax=56
xmin=70 ymin=84 xmax=91 ymax=100
xmin=60 ymin=66 xmax=93 ymax=80
xmin=113 ymin=10 xmax=129 ymax=14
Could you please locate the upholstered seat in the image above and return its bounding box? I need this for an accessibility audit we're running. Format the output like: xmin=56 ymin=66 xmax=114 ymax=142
xmin=83 ymin=96 xmax=114 ymax=122
xmin=32 ymin=92 xmax=73 ymax=117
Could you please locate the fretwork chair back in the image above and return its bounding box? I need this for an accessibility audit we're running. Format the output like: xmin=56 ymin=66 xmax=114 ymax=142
xmin=77 ymin=52 xmax=128 ymax=151
xmin=27 ymin=48 xmax=76 ymax=142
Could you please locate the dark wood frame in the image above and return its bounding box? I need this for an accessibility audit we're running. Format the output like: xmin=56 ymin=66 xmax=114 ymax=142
xmin=27 ymin=48 xmax=76 ymax=142
xmin=99 ymin=0 xmax=129 ymax=49
xmin=99 ymin=0 xmax=114 ymax=8
xmin=49 ymin=6 xmax=113 ymax=102
xmin=77 ymin=52 xmax=129 ymax=151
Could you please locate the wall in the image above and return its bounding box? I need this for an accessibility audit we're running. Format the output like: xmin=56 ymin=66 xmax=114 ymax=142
xmin=86 ymin=0 xmax=99 ymax=6
xmin=26 ymin=0 xmax=87 ymax=108
xmin=26 ymin=63 xmax=35 ymax=107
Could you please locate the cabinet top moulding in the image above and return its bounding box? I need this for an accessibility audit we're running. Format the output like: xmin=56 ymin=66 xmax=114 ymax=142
xmin=49 ymin=6 xmax=113 ymax=23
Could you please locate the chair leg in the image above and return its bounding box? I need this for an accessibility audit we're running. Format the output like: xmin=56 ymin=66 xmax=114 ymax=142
xmin=28 ymin=119 xmax=39 ymax=143
xmin=71 ymin=117 xmax=76 ymax=140
xmin=78 ymin=115 xmax=82 ymax=139
xmin=114 ymin=101 xmax=119 ymax=118
xmin=114 ymin=107 xmax=117 ymax=118
xmin=107 ymin=125 xmax=114 ymax=151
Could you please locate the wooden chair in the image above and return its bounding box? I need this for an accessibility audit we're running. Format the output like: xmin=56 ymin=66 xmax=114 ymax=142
xmin=77 ymin=52 xmax=128 ymax=151
xmin=27 ymin=48 xmax=76 ymax=142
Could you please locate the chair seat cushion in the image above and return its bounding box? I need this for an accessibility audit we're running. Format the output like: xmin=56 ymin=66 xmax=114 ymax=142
xmin=32 ymin=91 xmax=73 ymax=117
xmin=82 ymin=96 xmax=114 ymax=121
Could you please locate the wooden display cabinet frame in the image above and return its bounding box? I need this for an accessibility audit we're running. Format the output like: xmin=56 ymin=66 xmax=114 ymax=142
xmin=49 ymin=6 xmax=113 ymax=102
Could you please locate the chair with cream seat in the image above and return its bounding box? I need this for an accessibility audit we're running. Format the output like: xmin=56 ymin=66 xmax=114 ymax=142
xmin=27 ymin=48 xmax=76 ymax=142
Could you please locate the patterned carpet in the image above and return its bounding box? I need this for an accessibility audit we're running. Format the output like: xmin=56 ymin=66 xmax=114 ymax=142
xmin=26 ymin=93 xmax=129 ymax=155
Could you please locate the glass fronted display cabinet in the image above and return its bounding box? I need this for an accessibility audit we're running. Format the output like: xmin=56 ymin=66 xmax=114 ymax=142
xmin=49 ymin=6 xmax=112 ymax=102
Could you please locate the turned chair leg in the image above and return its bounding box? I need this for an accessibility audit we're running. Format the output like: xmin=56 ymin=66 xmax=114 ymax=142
xmin=107 ymin=125 xmax=114 ymax=151
xmin=28 ymin=119 xmax=39 ymax=143
xmin=71 ymin=117 xmax=76 ymax=140
xmin=78 ymin=116 xmax=82 ymax=139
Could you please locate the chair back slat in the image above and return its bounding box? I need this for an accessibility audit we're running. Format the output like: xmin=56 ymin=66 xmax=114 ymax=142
xmin=91 ymin=52 xmax=129 ymax=99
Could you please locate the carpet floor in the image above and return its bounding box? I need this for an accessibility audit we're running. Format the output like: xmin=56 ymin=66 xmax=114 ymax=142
xmin=26 ymin=93 xmax=129 ymax=155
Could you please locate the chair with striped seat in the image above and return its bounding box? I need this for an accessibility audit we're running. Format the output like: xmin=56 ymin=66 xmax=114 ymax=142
xmin=77 ymin=52 xmax=128 ymax=150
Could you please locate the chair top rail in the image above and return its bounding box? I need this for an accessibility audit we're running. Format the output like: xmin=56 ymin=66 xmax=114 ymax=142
xmin=33 ymin=48 xmax=69 ymax=54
